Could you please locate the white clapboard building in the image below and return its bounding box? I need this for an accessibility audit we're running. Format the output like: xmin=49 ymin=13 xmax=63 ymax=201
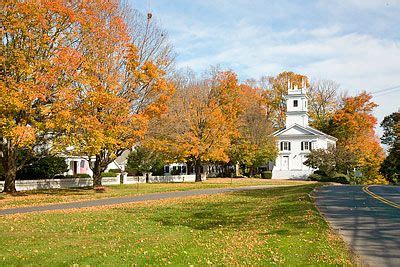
xmin=271 ymin=81 xmax=337 ymax=179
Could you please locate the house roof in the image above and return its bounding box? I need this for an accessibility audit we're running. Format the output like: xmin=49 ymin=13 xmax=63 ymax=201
xmin=272 ymin=123 xmax=338 ymax=141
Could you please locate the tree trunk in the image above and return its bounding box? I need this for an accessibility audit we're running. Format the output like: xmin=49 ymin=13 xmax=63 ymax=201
xmin=93 ymin=155 xmax=102 ymax=187
xmin=194 ymin=158 xmax=202 ymax=182
xmin=1 ymin=139 xmax=17 ymax=193
xmin=249 ymin=166 xmax=255 ymax=177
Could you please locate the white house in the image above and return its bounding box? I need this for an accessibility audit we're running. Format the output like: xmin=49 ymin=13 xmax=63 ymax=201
xmin=64 ymin=150 xmax=129 ymax=177
xmin=271 ymin=81 xmax=337 ymax=179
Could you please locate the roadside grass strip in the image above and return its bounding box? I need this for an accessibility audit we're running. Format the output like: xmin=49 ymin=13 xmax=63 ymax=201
xmin=363 ymin=185 xmax=400 ymax=209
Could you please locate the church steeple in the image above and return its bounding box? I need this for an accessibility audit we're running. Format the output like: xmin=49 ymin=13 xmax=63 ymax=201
xmin=285 ymin=78 xmax=308 ymax=127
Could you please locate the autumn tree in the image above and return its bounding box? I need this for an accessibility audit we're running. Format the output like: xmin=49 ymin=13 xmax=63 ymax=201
xmin=260 ymin=71 xmax=308 ymax=128
xmin=125 ymin=8 xmax=175 ymax=72
xmin=229 ymin=84 xmax=277 ymax=176
xmin=1 ymin=0 xmax=175 ymax=191
xmin=146 ymin=70 xmax=241 ymax=181
xmin=62 ymin=2 xmax=175 ymax=187
xmin=308 ymin=79 xmax=340 ymax=130
xmin=380 ymin=111 xmax=400 ymax=184
xmin=0 ymin=0 xmax=85 ymax=192
xmin=327 ymin=92 xmax=386 ymax=184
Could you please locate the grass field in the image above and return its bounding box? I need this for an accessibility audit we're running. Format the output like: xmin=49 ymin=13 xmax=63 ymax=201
xmin=0 ymin=178 xmax=311 ymax=210
xmin=0 ymin=184 xmax=354 ymax=266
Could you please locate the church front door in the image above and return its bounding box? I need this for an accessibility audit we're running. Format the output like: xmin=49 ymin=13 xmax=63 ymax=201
xmin=282 ymin=156 xmax=289 ymax=170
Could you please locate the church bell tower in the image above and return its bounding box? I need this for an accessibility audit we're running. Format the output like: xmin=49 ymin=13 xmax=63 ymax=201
xmin=285 ymin=79 xmax=309 ymax=127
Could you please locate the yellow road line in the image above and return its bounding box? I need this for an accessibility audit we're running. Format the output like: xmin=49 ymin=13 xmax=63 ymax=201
xmin=363 ymin=185 xmax=400 ymax=209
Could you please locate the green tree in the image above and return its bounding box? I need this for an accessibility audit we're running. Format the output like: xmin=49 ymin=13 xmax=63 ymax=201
xmin=304 ymin=146 xmax=357 ymax=180
xmin=126 ymin=146 xmax=165 ymax=176
xmin=380 ymin=112 xmax=400 ymax=184
xmin=17 ymin=156 xmax=68 ymax=180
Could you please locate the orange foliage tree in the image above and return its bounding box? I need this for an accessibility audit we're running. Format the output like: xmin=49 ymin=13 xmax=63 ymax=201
xmin=328 ymin=92 xmax=386 ymax=184
xmin=1 ymin=0 xmax=174 ymax=191
xmin=146 ymin=70 xmax=241 ymax=181
xmin=60 ymin=2 xmax=174 ymax=187
xmin=0 ymin=0 xmax=86 ymax=192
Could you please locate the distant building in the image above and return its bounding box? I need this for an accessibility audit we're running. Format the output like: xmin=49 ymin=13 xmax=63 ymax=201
xmin=64 ymin=150 xmax=129 ymax=177
xmin=272 ymin=81 xmax=337 ymax=179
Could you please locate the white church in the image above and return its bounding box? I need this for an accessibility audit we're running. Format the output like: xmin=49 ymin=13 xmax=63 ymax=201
xmin=271 ymin=81 xmax=337 ymax=179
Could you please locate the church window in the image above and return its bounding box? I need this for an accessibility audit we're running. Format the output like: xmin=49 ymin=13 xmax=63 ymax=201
xmin=293 ymin=100 xmax=298 ymax=107
xmin=164 ymin=166 xmax=170 ymax=173
xmin=301 ymin=141 xmax=312 ymax=151
xmin=280 ymin=141 xmax=291 ymax=151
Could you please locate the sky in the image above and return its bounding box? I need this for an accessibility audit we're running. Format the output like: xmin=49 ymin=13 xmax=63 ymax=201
xmin=129 ymin=0 xmax=400 ymax=135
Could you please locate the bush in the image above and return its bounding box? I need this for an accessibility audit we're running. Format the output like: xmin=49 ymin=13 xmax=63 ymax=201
xmin=55 ymin=174 xmax=91 ymax=179
xmin=16 ymin=156 xmax=69 ymax=180
xmin=101 ymin=172 xmax=118 ymax=177
xmin=253 ymin=174 xmax=261 ymax=179
xmin=261 ymin=171 xmax=272 ymax=179
xmin=314 ymin=170 xmax=327 ymax=176
xmin=331 ymin=173 xmax=350 ymax=184
xmin=308 ymin=173 xmax=323 ymax=181
xmin=308 ymin=172 xmax=349 ymax=184
xmin=170 ymin=169 xmax=181 ymax=175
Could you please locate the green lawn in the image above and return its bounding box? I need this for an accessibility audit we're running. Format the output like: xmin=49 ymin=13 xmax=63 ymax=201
xmin=0 ymin=178 xmax=311 ymax=210
xmin=0 ymin=184 xmax=354 ymax=266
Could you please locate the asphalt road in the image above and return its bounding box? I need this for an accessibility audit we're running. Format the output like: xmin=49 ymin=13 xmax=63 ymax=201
xmin=315 ymin=185 xmax=400 ymax=267
xmin=0 ymin=185 xmax=274 ymax=216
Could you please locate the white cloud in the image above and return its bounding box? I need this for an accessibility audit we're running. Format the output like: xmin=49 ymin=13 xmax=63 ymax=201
xmin=138 ymin=0 xmax=400 ymax=133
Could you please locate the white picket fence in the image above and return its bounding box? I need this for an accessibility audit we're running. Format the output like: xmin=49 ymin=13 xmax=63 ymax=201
xmin=0 ymin=174 xmax=199 ymax=192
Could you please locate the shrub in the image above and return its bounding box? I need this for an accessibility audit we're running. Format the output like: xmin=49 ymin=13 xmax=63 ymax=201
xmin=308 ymin=173 xmax=323 ymax=181
xmin=16 ymin=156 xmax=69 ymax=180
xmin=170 ymin=169 xmax=181 ymax=175
xmin=314 ymin=170 xmax=327 ymax=176
xmin=261 ymin=171 xmax=272 ymax=179
xmin=253 ymin=174 xmax=261 ymax=179
xmin=108 ymin=169 xmax=122 ymax=173
xmin=308 ymin=172 xmax=349 ymax=184
xmin=101 ymin=172 xmax=118 ymax=177
xmin=331 ymin=173 xmax=350 ymax=184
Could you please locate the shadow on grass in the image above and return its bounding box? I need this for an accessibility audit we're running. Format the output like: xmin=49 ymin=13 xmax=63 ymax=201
xmin=144 ymin=184 xmax=318 ymax=232
xmin=0 ymin=187 xmax=96 ymax=197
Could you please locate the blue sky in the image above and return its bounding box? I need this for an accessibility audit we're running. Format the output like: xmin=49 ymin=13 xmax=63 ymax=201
xmin=129 ymin=0 xmax=400 ymax=133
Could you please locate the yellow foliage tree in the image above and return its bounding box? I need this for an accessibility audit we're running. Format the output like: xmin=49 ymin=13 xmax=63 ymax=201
xmin=229 ymin=84 xmax=277 ymax=176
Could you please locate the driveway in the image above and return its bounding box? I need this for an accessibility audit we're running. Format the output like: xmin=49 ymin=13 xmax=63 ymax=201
xmin=315 ymin=185 xmax=400 ymax=267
